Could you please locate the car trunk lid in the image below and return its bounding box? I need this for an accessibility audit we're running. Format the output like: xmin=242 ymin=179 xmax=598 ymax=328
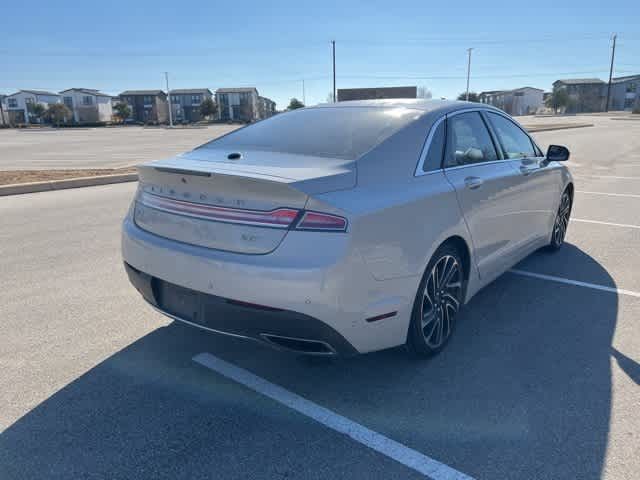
xmin=133 ymin=150 xmax=355 ymax=254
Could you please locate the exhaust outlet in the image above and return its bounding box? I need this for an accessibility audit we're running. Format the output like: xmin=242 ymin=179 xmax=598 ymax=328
xmin=260 ymin=334 xmax=336 ymax=355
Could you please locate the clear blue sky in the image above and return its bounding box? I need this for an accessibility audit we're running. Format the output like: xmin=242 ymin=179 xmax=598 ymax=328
xmin=2 ymin=0 xmax=639 ymax=109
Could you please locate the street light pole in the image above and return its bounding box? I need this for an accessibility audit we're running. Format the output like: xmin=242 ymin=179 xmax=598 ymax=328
xmin=605 ymin=34 xmax=617 ymax=112
xmin=332 ymin=40 xmax=336 ymax=102
xmin=465 ymin=48 xmax=473 ymax=101
xmin=164 ymin=71 xmax=174 ymax=127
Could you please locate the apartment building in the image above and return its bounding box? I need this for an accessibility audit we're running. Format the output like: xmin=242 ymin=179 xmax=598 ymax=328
xmin=169 ymin=88 xmax=213 ymax=123
xmin=607 ymin=75 xmax=640 ymax=111
xmin=479 ymin=87 xmax=544 ymax=116
xmin=258 ymin=96 xmax=277 ymax=119
xmin=118 ymin=90 xmax=169 ymax=124
xmin=5 ymin=89 xmax=61 ymax=124
xmin=60 ymin=88 xmax=113 ymax=123
xmin=552 ymin=79 xmax=606 ymax=113
xmin=216 ymin=87 xmax=261 ymax=122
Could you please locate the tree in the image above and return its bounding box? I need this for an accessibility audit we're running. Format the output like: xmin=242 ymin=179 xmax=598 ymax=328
xmin=545 ymin=88 xmax=570 ymax=114
xmin=46 ymin=103 xmax=72 ymax=127
xmin=114 ymin=102 xmax=132 ymax=123
xmin=27 ymin=102 xmax=46 ymax=123
xmin=287 ymin=98 xmax=305 ymax=110
xmin=457 ymin=92 xmax=479 ymax=102
xmin=199 ymin=98 xmax=217 ymax=120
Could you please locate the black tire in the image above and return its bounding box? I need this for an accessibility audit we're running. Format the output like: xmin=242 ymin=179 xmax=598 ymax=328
xmin=547 ymin=188 xmax=572 ymax=251
xmin=407 ymin=244 xmax=465 ymax=357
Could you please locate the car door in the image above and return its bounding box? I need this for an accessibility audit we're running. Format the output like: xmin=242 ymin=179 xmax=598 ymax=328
xmin=484 ymin=111 xmax=558 ymax=244
xmin=442 ymin=110 xmax=524 ymax=281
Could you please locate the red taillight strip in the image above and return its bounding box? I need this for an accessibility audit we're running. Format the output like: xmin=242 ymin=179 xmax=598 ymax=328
xmin=139 ymin=191 xmax=299 ymax=228
xmin=296 ymin=211 xmax=348 ymax=231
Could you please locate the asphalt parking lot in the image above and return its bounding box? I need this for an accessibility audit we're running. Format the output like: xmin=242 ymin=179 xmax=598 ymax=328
xmin=0 ymin=124 xmax=240 ymax=170
xmin=1 ymin=116 xmax=639 ymax=479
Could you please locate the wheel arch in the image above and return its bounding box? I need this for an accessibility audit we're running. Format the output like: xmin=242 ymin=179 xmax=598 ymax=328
xmin=439 ymin=235 xmax=471 ymax=284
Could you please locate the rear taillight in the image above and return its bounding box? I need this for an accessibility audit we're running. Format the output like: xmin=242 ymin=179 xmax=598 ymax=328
xmin=138 ymin=191 xmax=347 ymax=232
xmin=294 ymin=211 xmax=348 ymax=232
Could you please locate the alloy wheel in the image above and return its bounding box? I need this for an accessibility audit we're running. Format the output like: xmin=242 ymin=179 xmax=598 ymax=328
xmin=420 ymin=255 xmax=462 ymax=349
xmin=553 ymin=192 xmax=571 ymax=246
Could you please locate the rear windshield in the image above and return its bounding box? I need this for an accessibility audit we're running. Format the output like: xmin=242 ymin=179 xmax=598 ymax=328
xmin=200 ymin=107 xmax=423 ymax=160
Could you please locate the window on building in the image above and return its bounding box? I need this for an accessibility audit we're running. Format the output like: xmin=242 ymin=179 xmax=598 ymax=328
xmin=143 ymin=96 xmax=153 ymax=105
xmin=25 ymin=97 xmax=34 ymax=104
xmin=191 ymin=94 xmax=201 ymax=104
xmin=627 ymin=83 xmax=637 ymax=93
xmin=486 ymin=112 xmax=537 ymax=159
xmin=171 ymin=95 xmax=180 ymax=104
xmin=8 ymin=98 xmax=18 ymax=108
xmin=63 ymin=97 xmax=73 ymax=108
xmin=444 ymin=112 xmax=498 ymax=167
xmin=624 ymin=98 xmax=635 ymax=109
xmin=82 ymin=96 xmax=93 ymax=105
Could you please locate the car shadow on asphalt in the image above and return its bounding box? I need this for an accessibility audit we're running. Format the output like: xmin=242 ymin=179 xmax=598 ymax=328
xmin=0 ymin=243 xmax=621 ymax=480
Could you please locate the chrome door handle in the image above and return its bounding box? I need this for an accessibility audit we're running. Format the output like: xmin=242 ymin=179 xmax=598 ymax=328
xmin=464 ymin=176 xmax=483 ymax=189
xmin=520 ymin=165 xmax=538 ymax=176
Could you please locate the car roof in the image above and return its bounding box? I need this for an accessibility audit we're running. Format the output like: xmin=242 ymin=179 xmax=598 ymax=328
xmin=313 ymin=98 xmax=501 ymax=115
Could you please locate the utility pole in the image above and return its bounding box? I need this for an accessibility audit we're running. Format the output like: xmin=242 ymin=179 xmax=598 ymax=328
xmin=302 ymin=79 xmax=306 ymax=105
xmin=605 ymin=34 xmax=617 ymax=112
xmin=0 ymin=97 xmax=5 ymax=127
xmin=465 ymin=48 xmax=473 ymax=101
xmin=164 ymin=71 xmax=174 ymax=127
xmin=331 ymin=40 xmax=336 ymax=102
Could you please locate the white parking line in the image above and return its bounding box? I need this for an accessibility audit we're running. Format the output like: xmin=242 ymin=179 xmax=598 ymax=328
xmin=572 ymin=218 xmax=640 ymax=230
xmin=510 ymin=269 xmax=640 ymax=298
xmin=576 ymin=190 xmax=640 ymax=199
xmin=193 ymin=352 xmax=474 ymax=480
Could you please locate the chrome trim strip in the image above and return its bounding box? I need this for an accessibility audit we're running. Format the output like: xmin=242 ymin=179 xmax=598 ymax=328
xmin=443 ymin=159 xmax=514 ymax=172
xmin=138 ymin=191 xmax=296 ymax=229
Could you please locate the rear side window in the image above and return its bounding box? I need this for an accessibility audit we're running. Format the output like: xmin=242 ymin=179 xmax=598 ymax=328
xmin=200 ymin=107 xmax=423 ymax=160
xmin=421 ymin=119 xmax=445 ymax=172
xmin=486 ymin=112 xmax=537 ymax=159
xmin=444 ymin=112 xmax=498 ymax=167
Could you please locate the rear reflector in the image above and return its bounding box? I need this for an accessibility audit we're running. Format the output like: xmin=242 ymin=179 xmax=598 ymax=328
xmin=139 ymin=191 xmax=299 ymax=228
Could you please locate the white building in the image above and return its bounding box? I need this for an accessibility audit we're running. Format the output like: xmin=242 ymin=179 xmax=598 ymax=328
xmin=60 ymin=88 xmax=113 ymax=123
xmin=479 ymin=87 xmax=544 ymax=116
xmin=5 ymin=90 xmax=61 ymax=124
xmin=0 ymin=95 xmax=8 ymax=126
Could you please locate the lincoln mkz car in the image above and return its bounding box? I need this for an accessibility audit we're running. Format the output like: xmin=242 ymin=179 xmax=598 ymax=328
xmin=122 ymin=99 xmax=572 ymax=357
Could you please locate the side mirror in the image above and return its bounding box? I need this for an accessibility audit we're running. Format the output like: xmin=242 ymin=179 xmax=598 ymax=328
xmin=546 ymin=145 xmax=570 ymax=162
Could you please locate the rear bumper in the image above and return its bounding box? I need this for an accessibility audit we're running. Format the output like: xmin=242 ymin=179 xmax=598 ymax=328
xmin=124 ymin=262 xmax=357 ymax=355
xmin=122 ymin=215 xmax=416 ymax=354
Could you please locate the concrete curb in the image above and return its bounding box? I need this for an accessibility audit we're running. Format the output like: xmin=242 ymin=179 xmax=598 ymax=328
xmin=0 ymin=173 xmax=138 ymax=197
xmin=525 ymin=123 xmax=594 ymax=132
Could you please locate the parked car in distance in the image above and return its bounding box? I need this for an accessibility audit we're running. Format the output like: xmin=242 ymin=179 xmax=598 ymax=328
xmin=122 ymin=99 xmax=572 ymax=357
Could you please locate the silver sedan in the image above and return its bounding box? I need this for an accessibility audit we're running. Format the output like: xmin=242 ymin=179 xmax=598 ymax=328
xmin=122 ymin=99 xmax=572 ymax=357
